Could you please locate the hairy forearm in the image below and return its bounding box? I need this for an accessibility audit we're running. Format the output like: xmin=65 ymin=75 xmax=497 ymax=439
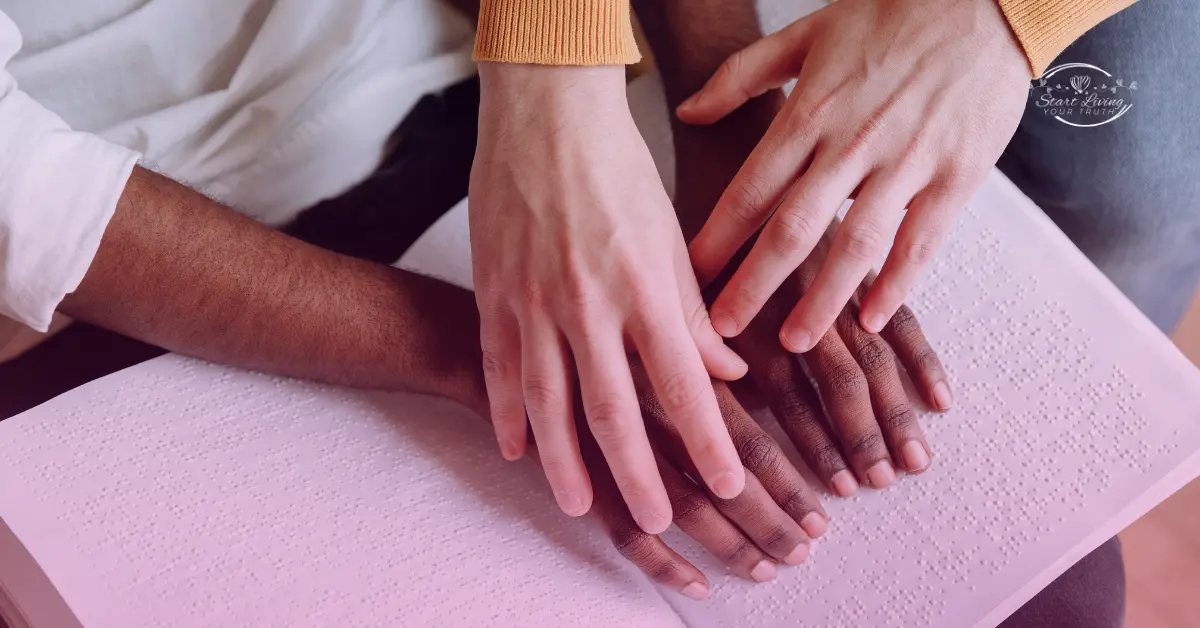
xmin=61 ymin=167 xmax=486 ymax=414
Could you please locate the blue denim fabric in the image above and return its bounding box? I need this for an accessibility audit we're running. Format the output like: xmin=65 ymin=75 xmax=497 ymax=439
xmin=998 ymin=0 xmax=1200 ymax=332
xmin=999 ymin=3 xmax=1197 ymax=625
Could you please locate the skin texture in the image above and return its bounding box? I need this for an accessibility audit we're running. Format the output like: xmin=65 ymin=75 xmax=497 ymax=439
xmin=635 ymin=0 xmax=952 ymax=493
xmin=57 ymin=165 xmax=824 ymax=596
xmin=679 ymin=0 xmax=1031 ymax=353
xmin=471 ymin=62 xmax=750 ymax=532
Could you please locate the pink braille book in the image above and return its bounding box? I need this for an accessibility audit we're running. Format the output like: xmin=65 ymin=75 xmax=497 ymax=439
xmin=2 ymin=2 xmax=1200 ymax=627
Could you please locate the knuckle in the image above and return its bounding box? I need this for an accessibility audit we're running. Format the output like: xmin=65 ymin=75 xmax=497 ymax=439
xmin=901 ymin=238 xmax=939 ymax=267
xmin=726 ymin=172 xmax=773 ymax=225
xmin=659 ymin=371 xmax=708 ymax=412
xmin=738 ymin=433 xmax=781 ymax=472
xmin=914 ymin=348 xmax=943 ymax=373
xmin=781 ymin=489 xmax=819 ymax=518
xmin=810 ymin=440 xmax=846 ymax=473
xmin=879 ymin=404 xmax=917 ymax=432
xmin=719 ymin=538 xmax=756 ymax=564
xmin=519 ymin=280 xmax=548 ymax=310
xmin=855 ymin=339 xmax=894 ymax=376
xmin=766 ymin=209 xmax=819 ymax=256
xmin=888 ymin=305 xmax=920 ymax=336
xmin=480 ymin=348 xmax=508 ymax=382
xmin=522 ymin=377 xmax=564 ymax=415
xmin=940 ymin=158 xmax=976 ymax=189
xmin=757 ymin=525 xmax=796 ymax=555
xmin=587 ymin=398 xmax=633 ymax=442
xmin=824 ymin=362 xmax=867 ymax=399
xmin=847 ymin=430 xmax=885 ymax=457
xmin=683 ymin=299 xmax=710 ymax=334
xmin=839 ymin=225 xmax=885 ymax=262
xmin=610 ymin=521 xmax=656 ymax=558
xmin=720 ymin=52 xmax=753 ymax=100
xmin=670 ymin=492 xmax=714 ymax=528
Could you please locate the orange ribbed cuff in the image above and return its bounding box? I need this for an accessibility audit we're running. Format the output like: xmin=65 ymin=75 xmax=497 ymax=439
xmin=474 ymin=0 xmax=641 ymax=66
xmin=998 ymin=0 xmax=1138 ymax=76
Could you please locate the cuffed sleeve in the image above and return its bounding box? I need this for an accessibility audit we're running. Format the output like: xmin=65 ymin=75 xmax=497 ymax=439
xmin=473 ymin=0 xmax=640 ymax=66
xmin=998 ymin=0 xmax=1139 ymax=76
xmin=0 ymin=12 xmax=141 ymax=332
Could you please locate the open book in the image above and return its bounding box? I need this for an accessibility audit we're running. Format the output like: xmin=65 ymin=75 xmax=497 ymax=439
xmin=3 ymin=2 xmax=1200 ymax=627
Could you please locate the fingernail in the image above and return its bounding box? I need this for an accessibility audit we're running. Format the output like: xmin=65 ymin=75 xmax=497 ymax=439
xmin=801 ymin=512 xmax=829 ymax=538
xmin=782 ymin=543 xmax=809 ymax=566
xmin=681 ymin=582 xmax=710 ymax=601
xmin=750 ymin=560 xmax=778 ymax=582
xmin=781 ymin=329 xmax=813 ymax=353
xmin=712 ymin=313 xmax=739 ymax=338
xmin=709 ymin=470 xmax=744 ymax=499
xmin=933 ymin=382 xmax=954 ymax=411
xmin=634 ymin=511 xmax=671 ymax=534
xmin=902 ymin=441 xmax=932 ymax=473
xmin=831 ymin=470 xmax=859 ymax=497
xmin=555 ymin=491 xmax=587 ymax=517
xmin=501 ymin=440 xmax=522 ymax=461
xmin=866 ymin=461 xmax=897 ymax=489
xmin=862 ymin=313 xmax=887 ymax=334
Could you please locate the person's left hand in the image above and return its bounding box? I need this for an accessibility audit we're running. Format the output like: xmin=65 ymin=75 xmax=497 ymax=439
xmin=672 ymin=89 xmax=952 ymax=496
xmin=677 ymin=0 xmax=1031 ymax=353
xmin=411 ymin=275 xmax=829 ymax=596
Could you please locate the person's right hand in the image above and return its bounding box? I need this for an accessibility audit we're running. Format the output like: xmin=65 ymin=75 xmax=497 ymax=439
xmin=672 ymin=100 xmax=952 ymax=497
xmin=470 ymin=62 xmax=750 ymax=533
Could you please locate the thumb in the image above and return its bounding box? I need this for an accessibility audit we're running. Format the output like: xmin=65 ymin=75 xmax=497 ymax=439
xmin=676 ymin=18 xmax=813 ymax=126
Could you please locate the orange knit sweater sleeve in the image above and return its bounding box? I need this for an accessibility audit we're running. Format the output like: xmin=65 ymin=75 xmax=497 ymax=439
xmin=473 ymin=0 xmax=641 ymax=65
xmin=472 ymin=0 xmax=1137 ymax=77
xmin=998 ymin=0 xmax=1139 ymax=75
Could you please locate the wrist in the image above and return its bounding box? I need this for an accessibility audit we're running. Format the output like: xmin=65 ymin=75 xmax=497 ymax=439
xmin=478 ymin=62 xmax=628 ymax=120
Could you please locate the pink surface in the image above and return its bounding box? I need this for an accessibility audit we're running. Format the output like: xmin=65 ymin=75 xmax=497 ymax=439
xmin=2 ymin=2 xmax=1200 ymax=626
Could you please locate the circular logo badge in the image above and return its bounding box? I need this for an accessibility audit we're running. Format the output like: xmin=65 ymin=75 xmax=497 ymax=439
xmin=1030 ymin=63 xmax=1136 ymax=128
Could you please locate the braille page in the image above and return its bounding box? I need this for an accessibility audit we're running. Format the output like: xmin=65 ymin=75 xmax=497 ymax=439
xmin=619 ymin=2 xmax=1200 ymax=624
xmin=0 ymin=364 xmax=684 ymax=628
xmin=405 ymin=71 xmax=1200 ymax=628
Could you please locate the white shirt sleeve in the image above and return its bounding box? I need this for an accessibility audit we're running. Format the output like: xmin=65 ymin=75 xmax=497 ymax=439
xmin=0 ymin=11 xmax=140 ymax=332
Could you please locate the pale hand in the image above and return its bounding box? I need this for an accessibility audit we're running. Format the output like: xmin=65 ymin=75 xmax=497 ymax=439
xmin=470 ymin=63 xmax=748 ymax=533
xmin=679 ymin=0 xmax=1031 ymax=352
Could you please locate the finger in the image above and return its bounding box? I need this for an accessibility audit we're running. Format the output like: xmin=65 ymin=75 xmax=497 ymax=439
xmin=712 ymin=380 xmax=828 ymax=537
xmin=646 ymin=410 xmax=814 ymax=567
xmin=688 ymin=97 xmax=820 ymax=290
xmin=520 ymin=310 xmax=593 ymax=516
xmin=835 ymin=309 xmax=932 ymax=474
xmin=659 ymin=459 xmax=780 ymax=582
xmin=631 ymin=311 xmax=745 ymax=501
xmin=709 ymin=157 xmax=862 ymax=342
xmin=635 ymin=369 xmax=826 ymax=551
xmin=479 ymin=307 xmax=528 ymax=461
xmin=880 ymin=304 xmax=953 ymax=412
xmin=805 ymin=329 xmax=897 ymax=489
xmin=779 ymin=169 xmax=915 ymax=353
xmin=858 ymin=178 xmax=965 ymax=334
xmin=746 ymin=336 xmax=857 ymax=498
xmin=676 ymin=16 xmax=815 ymax=125
xmin=571 ymin=324 xmax=673 ymax=534
xmin=675 ymin=243 xmax=748 ymax=381
xmin=578 ymin=440 xmax=710 ymax=599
